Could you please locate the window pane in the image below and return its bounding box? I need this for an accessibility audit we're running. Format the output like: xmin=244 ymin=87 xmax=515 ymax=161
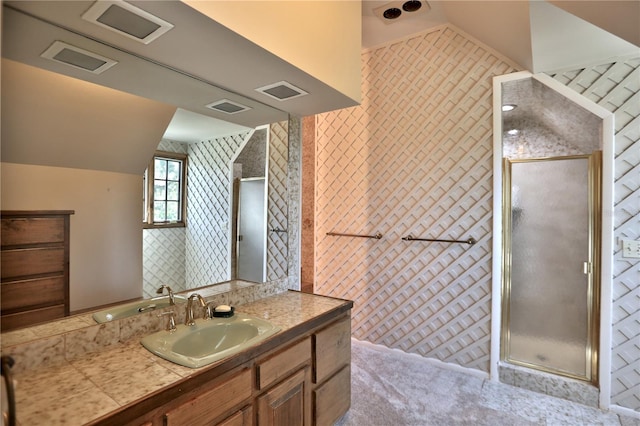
xmin=166 ymin=201 xmax=179 ymax=221
xmin=167 ymin=161 xmax=180 ymax=181
xmin=154 ymin=159 xmax=167 ymax=179
xmin=154 ymin=180 xmax=166 ymax=200
xmin=167 ymin=181 xmax=179 ymax=201
xmin=154 ymin=201 xmax=166 ymax=222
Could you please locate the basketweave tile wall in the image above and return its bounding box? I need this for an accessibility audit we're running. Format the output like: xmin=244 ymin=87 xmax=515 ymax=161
xmin=550 ymin=56 xmax=640 ymax=411
xmin=186 ymin=132 xmax=250 ymax=288
xmin=314 ymin=25 xmax=519 ymax=372
xmin=142 ymin=139 xmax=189 ymax=299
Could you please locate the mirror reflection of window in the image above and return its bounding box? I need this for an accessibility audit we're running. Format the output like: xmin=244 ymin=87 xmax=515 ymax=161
xmin=143 ymin=151 xmax=187 ymax=227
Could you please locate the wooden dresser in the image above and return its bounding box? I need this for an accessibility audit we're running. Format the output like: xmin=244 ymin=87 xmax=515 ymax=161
xmin=1 ymin=210 xmax=74 ymax=331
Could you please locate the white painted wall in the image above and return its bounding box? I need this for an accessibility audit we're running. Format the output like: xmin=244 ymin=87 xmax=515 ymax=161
xmin=1 ymin=163 xmax=143 ymax=312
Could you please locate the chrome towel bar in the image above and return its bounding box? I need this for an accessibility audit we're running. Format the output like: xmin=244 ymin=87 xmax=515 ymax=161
xmin=327 ymin=232 xmax=383 ymax=240
xmin=402 ymin=235 xmax=477 ymax=245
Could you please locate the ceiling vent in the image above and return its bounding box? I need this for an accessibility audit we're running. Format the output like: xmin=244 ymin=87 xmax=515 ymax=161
xmin=82 ymin=1 xmax=173 ymax=44
xmin=373 ymin=0 xmax=430 ymax=25
xmin=255 ymin=81 xmax=308 ymax=101
xmin=40 ymin=41 xmax=117 ymax=74
xmin=206 ymin=99 xmax=252 ymax=115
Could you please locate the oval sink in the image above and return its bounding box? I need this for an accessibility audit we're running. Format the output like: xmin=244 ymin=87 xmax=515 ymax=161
xmin=140 ymin=313 xmax=281 ymax=368
xmin=92 ymin=295 xmax=187 ymax=323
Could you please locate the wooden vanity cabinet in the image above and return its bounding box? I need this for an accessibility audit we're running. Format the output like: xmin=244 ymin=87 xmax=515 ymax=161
xmin=1 ymin=210 xmax=73 ymax=331
xmin=110 ymin=312 xmax=351 ymax=426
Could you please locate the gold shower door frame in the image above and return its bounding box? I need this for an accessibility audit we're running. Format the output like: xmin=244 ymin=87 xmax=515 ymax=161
xmin=501 ymin=152 xmax=601 ymax=384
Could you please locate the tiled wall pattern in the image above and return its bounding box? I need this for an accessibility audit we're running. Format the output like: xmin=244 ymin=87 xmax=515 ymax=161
xmin=550 ymin=57 xmax=640 ymax=411
xmin=314 ymin=26 xmax=518 ymax=372
xmin=267 ymin=121 xmax=289 ymax=281
xmin=142 ymin=139 xmax=189 ymax=298
xmin=186 ymin=133 xmax=249 ymax=288
xmin=142 ymin=228 xmax=186 ymax=299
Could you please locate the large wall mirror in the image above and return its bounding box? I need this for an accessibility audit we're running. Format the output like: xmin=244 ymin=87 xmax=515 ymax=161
xmin=1 ymin=2 xmax=291 ymax=334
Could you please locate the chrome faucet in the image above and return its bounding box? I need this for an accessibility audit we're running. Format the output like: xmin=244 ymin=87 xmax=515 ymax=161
xmin=185 ymin=293 xmax=206 ymax=326
xmin=156 ymin=285 xmax=175 ymax=305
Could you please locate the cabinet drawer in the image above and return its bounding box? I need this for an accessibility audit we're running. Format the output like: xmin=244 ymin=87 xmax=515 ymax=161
xmin=165 ymin=369 xmax=252 ymax=426
xmin=257 ymin=337 xmax=311 ymax=390
xmin=1 ymin=247 xmax=65 ymax=279
xmin=0 ymin=304 xmax=65 ymax=331
xmin=314 ymin=317 xmax=350 ymax=384
xmin=313 ymin=365 xmax=350 ymax=426
xmin=1 ymin=276 xmax=65 ymax=311
xmin=1 ymin=217 xmax=65 ymax=246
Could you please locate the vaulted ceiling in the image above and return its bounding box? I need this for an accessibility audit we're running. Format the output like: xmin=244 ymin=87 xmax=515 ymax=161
xmin=362 ymin=0 xmax=639 ymax=73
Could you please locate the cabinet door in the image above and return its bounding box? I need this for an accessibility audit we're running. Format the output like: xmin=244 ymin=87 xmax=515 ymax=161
xmin=313 ymin=365 xmax=350 ymax=426
xmin=257 ymin=368 xmax=309 ymax=426
xmin=217 ymin=406 xmax=252 ymax=426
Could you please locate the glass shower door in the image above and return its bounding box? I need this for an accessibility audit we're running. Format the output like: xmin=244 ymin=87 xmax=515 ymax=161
xmin=502 ymin=153 xmax=600 ymax=382
xmin=237 ymin=177 xmax=266 ymax=282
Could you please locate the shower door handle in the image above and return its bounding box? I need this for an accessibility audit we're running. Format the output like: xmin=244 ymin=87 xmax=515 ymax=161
xmin=583 ymin=261 xmax=592 ymax=275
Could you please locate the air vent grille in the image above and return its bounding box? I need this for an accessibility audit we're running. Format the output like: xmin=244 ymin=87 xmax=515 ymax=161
xmin=40 ymin=41 xmax=117 ymax=74
xmin=206 ymin=99 xmax=252 ymax=115
xmin=255 ymin=81 xmax=308 ymax=101
xmin=82 ymin=1 xmax=173 ymax=44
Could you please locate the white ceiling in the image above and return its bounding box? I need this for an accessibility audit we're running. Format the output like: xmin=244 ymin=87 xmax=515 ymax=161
xmin=6 ymin=1 xmax=637 ymax=146
xmin=163 ymin=109 xmax=251 ymax=144
xmin=362 ymin=1 xmax=639 ymax=71
xmin=168 ymin=0 xmax=639 ymax=144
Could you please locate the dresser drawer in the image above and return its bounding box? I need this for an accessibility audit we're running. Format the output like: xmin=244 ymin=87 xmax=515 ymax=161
xmin=1 ymin=217 xmax=65 ymax=246
xmin=1 ymin=247 xmax=65 ymax=279
xmin=1 ymin=276 xmax=65 ymax=311
xmin=314 ymin=317 xmax=351 ymax=384
xmin=256 ymin=337 xmax=311 ymax=390
xmin=1 ymin=304 xmax=65 ymax=331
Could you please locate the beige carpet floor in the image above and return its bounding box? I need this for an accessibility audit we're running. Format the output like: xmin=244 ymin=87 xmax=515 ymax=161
xmin=335 ymin=339 xmax=638 ymax=426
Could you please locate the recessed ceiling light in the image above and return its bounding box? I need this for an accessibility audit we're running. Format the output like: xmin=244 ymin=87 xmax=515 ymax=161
xmin=507 ymin=129 xmax=519 ymax=135
xmin=502 ymin=104 xmax=517 ymax=112
xmin=40 ymin=41 xmax=117 ymax=74
xmin=255 ymin=81 xmax=308 ymax=101
xmin=383 ymin=8 xmax=402 ymax=19
xmin=402 ymin=1 xmax=423 ymax=12
xmin=205 ymin=99 xmax=251 ymax=115
xmin=373 ymin=1 xmax=430 ymax=24
xmin=82 ymin=1 xmax=173 ymax=44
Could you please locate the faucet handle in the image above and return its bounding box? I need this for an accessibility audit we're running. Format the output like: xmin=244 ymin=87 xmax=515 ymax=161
xmin=158 ymin=311 xmax=177 ymax=332
xmin=203 ymin=301 xmax=217 ymax=320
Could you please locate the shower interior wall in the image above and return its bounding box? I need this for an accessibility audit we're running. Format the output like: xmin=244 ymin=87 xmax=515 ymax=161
xmin=313 ymin=23 xmax=640 ymax=413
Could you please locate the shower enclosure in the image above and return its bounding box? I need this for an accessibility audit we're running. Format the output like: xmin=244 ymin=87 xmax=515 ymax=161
xmin=502 ymin=153 xmax=601 ymax=382
xmin=492 ymin=72 xmax=614 ymax=395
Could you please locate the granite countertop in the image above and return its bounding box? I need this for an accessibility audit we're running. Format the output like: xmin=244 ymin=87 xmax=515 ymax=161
xmin=8 ymin=291 xmax=351 ymax=426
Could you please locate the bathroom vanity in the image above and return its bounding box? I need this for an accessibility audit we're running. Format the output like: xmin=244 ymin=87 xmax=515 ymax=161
xmin=1 ymin=290 xmax=352 ymax=426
